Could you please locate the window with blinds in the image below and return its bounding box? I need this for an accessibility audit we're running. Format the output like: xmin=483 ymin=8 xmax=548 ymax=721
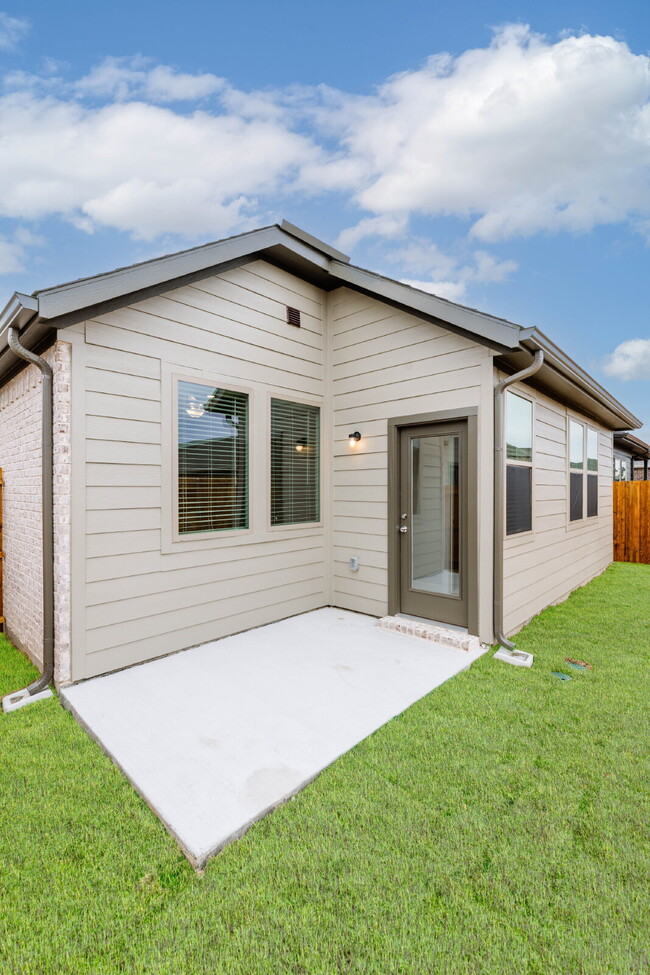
xmin=505 ymin=391 xmax=533 ymax=535
xmin=177 ymin=380 xmax=248 ymax=534
xmin=270 ymin=398 xmax=320 ymax=526
xmin=568 ymin=421 xmax=599 ymax=522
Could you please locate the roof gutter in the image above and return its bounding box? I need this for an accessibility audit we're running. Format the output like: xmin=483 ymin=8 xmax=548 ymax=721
xmin=521 ymin=331 xmax=641 ymax=430
xmin=493 ymin=347 xmax=544 ymax=667
xmin=2 ymin=324 xmax=54 ymax=712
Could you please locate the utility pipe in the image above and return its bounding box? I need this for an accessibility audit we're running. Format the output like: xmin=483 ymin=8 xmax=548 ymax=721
xmin=493 ymin=348 xmax=544 ymax=652
xmin=2 ymin=326 xmax=54 ymax=711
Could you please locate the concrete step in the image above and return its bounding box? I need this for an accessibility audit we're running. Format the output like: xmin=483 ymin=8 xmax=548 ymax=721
xmin=376 ymin=616 xmax=484 ymax=653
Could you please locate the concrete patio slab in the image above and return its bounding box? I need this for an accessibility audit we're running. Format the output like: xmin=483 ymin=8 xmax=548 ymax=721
xmin=60 ymin=608 xmax=486 ymax=867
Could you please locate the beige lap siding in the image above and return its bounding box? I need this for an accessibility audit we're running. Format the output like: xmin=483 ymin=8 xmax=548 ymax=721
xmin=330 ymin=287 xmax=495 ymax=642
xmin=0 ymin=341 xmax=71 ymax=679
xmin=75 ymin=260 xmax=327 ymax=680
xmin=502 ymin=379 xmax=613 ymax=636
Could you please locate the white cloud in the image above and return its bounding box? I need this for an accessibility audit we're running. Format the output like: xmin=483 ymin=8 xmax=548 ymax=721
xmin=0 ymin=92 xmax=320 ymax=240
xmin=73 ymin=57 xmax=225 ymax=102
xmin=386 ymin=236 xmax=518 ymax=301
xmin=2 ymin=26 xmax=650 ymax=249
xmin=0 ymin=12 xmax=29 ymax=50
xmin=312 ymin=25 xmax=650 ymax=241
xmin=0 ymin=226 xmax=44 ymax=275
xmin=400 ymin=278 xmax=467 ymax=302
xmin=603 ymin=339 xmax=650 ymax=381
xmin=336 ymin=214 xmax=407 ymax=250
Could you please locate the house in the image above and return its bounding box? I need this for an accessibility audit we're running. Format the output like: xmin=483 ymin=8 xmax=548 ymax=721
xmin=613 ymin=432 xmax=650 ymax=481
xmin=0 ymin=221 xmax=641 ymax=699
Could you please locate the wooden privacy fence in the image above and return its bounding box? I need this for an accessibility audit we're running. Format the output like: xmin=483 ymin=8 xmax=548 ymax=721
xmin=613 ymin=480 xmax=650 ymax=564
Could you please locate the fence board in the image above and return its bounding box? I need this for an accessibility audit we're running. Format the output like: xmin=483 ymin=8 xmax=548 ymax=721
xmin=613 ymin=481 xmax=650 ymax=564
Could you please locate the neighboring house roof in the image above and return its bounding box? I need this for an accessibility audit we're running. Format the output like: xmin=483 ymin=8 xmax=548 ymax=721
xmin=614 ymin=432 xmax=650 ymax=459
xmin=0 ymin=220 xmax=641 ymax=431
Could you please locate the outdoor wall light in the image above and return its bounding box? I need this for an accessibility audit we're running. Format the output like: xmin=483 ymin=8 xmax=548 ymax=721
xmin=185 ymin=396 xmax=205 ymax=418
xmin=295 ymin=439 xmax=308 ymax=452
xmin=348 ymin=431 xmax=361 ymax=447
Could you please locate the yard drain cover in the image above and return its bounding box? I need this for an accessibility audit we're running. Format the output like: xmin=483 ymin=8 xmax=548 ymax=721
xmin=551 ymin=672 xmax=573 ymax=681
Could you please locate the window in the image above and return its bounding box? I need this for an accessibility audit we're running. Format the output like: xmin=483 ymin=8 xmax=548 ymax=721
xmin=614 ymin=455 xmax=630 ymax=481
xmin=569 ymin=420 xmax=584 ymax=470
xmin=569 ymin=419 xmax=584 ymax=522
xmin=587 ymin=429 xmax=598 ymax=518
xmin=568 ymin=420 xmax=599 ymax=521
xmin=177 ymin=380 xmax=248 ymax=534
xmin=271 ymin=399 xmax=320 ymax=525
xmin=506 ymin=392 xmax=533 ymax=462
xmin=505 ymin=391 xmax=533 ymax=535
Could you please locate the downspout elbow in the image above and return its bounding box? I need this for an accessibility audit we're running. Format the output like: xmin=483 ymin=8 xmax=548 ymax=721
xmin=2 ymin=325 xmax=55 ymax=712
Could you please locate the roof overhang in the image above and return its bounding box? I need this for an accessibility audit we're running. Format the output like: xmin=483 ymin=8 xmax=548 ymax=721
xmin=0 ymin=221 xmax=641 ymax=432
xmin=0 ymin=221 xmax=527 ymax=384
xmin=614 ymin=431 xmax=650 ymax=459
xmin=495 ymin=330 xmax=641 ymax=431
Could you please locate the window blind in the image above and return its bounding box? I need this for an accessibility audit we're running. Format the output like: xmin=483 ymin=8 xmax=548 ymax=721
xmin=178 ymin=380 xmax=248 ymax=534
xmin=271 ymin=399 xmax=320 ymax=525
xmin=570 ymin=471 xmax=583 ymax=522
xmin=506 ymin=465 xmax=532 ymax=535
xmin=587 ymin=474 xmax=598 ymax=518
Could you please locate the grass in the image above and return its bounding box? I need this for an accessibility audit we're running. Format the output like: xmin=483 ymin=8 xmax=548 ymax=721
xmin=1 ymin=562 xmax=649 ymax=974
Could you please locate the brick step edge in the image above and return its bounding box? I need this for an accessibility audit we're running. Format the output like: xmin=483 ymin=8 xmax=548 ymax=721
xmin=376 ymin=616 xmax=483 ymax=653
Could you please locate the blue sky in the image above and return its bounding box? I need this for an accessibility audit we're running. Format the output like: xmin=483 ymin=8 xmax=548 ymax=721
xmin=1 ymin=1 xmax=649 ymax=432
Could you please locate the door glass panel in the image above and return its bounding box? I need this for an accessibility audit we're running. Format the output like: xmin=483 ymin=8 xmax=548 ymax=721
xmin=411 ymin=434 xmax=460 ymax=597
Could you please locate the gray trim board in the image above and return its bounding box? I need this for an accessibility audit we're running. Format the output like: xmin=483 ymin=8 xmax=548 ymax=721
xmin=280 ymin=220 xmax=350 ymax=263
xmin=43 ymin=255 xmax=257 ymax=331
xmin=35 ymin=226 xmax=330 ymax=320
xmin=331 ymin=261 xmax=523 ymax=350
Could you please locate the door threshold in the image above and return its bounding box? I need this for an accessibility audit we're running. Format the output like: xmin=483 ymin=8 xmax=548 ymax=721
xmin=396 ymin=613 xmax=468 ymax=634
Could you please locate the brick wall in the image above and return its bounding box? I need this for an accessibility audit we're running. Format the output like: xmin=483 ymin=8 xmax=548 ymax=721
xmin=0 ymin=341 xmax=71 ymax=682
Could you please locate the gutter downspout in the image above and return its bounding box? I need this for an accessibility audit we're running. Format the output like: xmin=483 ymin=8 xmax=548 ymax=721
xmin=493 ymin=348 xmax=544 ymax=664
xmin=2 ymin=326 xmax=54 ymax=712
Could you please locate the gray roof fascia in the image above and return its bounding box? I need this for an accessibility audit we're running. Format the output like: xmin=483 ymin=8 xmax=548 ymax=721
xmin=35 ymin=225 xmax=332 ymax=321
xmin=279 ymin=220 xmax=350 ymax=263
xmin=0 ymin=291 xmax=38 ymax=335
xmin=519 ymin=330 xmax=641 ymax=430
xmin=613 ymin=432 xmax=650 ymax=458
xmin=330 ymin=260 xmax=524 ymax=350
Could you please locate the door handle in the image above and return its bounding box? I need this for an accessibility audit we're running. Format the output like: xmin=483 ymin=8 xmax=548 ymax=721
xmin=399 ymin=525 xmax=408 ymax=533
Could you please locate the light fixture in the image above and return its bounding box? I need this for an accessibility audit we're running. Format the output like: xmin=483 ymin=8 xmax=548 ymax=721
xmin=185 ymin=395 xmax=205 ymax=418
xmin=348 ymin=431 xmax=361 ymax=447
xmin=295 ymin=439 xmax=308 ymax=452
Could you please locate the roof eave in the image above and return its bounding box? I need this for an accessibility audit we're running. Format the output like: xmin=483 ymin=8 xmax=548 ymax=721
xmin=511 ymin=331 xmax=641 ymax=431
xmin=0 ymin=292 xmax=38 ymax=333
xmin=35 ymin=225 xmax=336 ymax=320
xmin=331 ymin=261 xmax=524 ymax=350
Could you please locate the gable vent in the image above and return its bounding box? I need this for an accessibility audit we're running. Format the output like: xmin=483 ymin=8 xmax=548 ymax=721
xmin=286 ymin=306 xmax=301 ymax=327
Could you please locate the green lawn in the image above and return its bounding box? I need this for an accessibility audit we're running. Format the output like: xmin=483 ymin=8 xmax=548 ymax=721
xmin=1 ymin=562 xmax=649 ymax=974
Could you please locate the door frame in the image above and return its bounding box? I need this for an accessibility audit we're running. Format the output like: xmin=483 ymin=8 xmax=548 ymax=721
xmin=387 ymin=406 xmax=479 ymax=635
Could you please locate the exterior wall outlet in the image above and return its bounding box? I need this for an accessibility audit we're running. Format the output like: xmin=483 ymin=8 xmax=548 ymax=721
xmin=349 ymin=557 xmax=360 ymax=572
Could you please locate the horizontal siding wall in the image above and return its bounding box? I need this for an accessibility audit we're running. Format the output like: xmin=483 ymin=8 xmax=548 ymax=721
xmin=76 ymin=260 xmax=327 ymax=679
xmin=330 ymin=288 xmax=494 ymax=638
xmin=502 ymin=379 xmax=613 ymax=635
